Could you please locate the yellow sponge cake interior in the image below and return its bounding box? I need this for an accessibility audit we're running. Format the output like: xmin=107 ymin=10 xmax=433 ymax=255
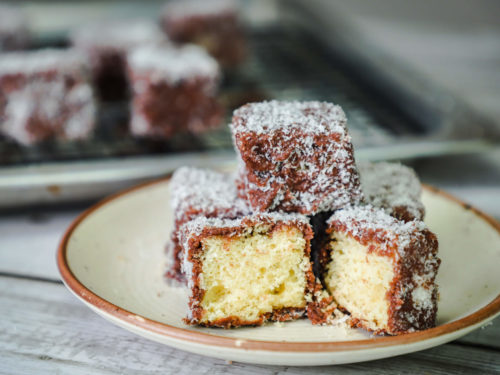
xmin=324 ymin=232 xmax=394 ymax=332
xmin=199 ymin=225 xmax=310 ymax=324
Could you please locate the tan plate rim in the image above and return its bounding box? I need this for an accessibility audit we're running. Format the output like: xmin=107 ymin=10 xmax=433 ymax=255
xmin=57 ymin=177 xmax=500 ymax=353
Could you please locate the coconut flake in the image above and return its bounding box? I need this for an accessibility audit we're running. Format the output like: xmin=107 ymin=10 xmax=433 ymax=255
xmin=127 ymin=44 xmax=219 ymax=85
xmin=231 ymin=100 xmax=347 ymax=135
xmin=170 ymin=167 xmax=250 ymax=224
xmin=71 ymin=20 xmax=166 ymax=50
xmin=328 ymin=205 xmax=427 ymax=257
xmin=359 ymin=162 xmax=424 ymax=220
xmin=180 ymin=211 xmax=310 ymax=250
xmin=0 ymin=49 xmax=88 ymax=76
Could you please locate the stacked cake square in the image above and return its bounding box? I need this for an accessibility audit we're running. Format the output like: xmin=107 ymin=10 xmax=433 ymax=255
xmin=167 ymin=100 xmax=440 ymax=334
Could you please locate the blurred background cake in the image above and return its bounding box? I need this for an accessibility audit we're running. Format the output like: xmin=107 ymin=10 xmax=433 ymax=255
xmin=0 ymin=49 xmax=95 ymax=145
xmin=70 ymin=21 xmax=166 ymax=101
xmin=161 ymin=0 xmax=247 ymax=68
xmin=127 ymin=44 xmax=223 ymax=139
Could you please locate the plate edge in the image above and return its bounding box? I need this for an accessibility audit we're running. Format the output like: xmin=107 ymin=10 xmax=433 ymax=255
xmin=56 ymin=178 xmax=500 ymax=353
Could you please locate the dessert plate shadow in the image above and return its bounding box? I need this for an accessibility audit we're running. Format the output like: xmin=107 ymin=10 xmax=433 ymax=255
xmin=57 ymin=177 xmax=500 ymax=366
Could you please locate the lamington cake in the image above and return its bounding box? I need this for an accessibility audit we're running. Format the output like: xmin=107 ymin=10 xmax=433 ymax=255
xmin=232 ymin=101 xmax=363 ymax=214
xmin=322 ymin=206 xmax=440 ymax=335
xmin=180 ymin=212 xmax=320 ymax=328
xmin=166 ymin=167 xmax=250 ymax=281
xmin=70 ymin=21 xmax=165 ymax=100
xmin=0 ymin=5 xmax=30 ymax=52
xmin=0 ymin=49 xmax=96 ymax=145
xmin=161 ymin=0 xmax=246 ymax=67
xmin=359 ymin=161 xmax=425 ymax=222
xmin=127 ymin=44 xmax=223 ymax=139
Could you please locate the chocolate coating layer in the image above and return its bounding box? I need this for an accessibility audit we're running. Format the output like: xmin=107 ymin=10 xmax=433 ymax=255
xmin=232 ymin=101 xmax=363 ymax=214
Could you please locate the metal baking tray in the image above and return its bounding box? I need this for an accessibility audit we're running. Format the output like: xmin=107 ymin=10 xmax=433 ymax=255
xmin=0 ymin=1 xmax=496 ymax=208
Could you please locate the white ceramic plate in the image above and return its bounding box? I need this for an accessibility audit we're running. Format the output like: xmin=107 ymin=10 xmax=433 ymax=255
xmin=58 ymin=177 xmax=500 ymax=366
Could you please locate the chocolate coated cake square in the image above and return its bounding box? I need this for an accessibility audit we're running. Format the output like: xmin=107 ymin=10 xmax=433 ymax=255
xmin=231 ymin=101 xmax=363 ymax=214
xmin=179 ymin=212 xmax=320 ymax=328
xmin=0 ymin=49 xmax=96 ymax=145
xmin=359 ymin=161 xmax=425 ymax=222
xmin=322 ymin=206 xmax=440 ymax=335
xmin=127 ymin=44 xmax=223 ymax=139
xmin=161 ymin=0 xmax=246 ymax=67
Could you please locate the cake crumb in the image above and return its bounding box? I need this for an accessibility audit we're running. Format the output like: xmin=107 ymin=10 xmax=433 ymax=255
xmin=234 ymin=339 xmax=246 ymax=347
xmin=481 ymin=321 xmax=493 ymax=329
xmin=128 ymin=314 xmax=145 ymax=323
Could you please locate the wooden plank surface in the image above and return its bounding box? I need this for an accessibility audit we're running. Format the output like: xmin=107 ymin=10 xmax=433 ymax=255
xmin=1 ymin=277 xmax=499 ymax=375
xmin=0 ymin=208 xmax=79 ymax=280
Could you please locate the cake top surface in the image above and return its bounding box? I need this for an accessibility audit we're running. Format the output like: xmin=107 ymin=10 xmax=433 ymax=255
xmin=231 ymin=100 xmax=347 ymax=135
xmin=0 ymin=49 xmax=87 ymax=76
xmin=128 ymin=44 xmax=219 ymax=82
xmin=0 ymin=5 xmax=27 ymax=33
xmin=181 ymin=211 xmax=310 ymax=241
xmin=71 ymin=20 xmax=165 ymax=49
xmin=359 ymin=161 xmax=424 ymax=219
xmin=170 ymin=167 xmax=249 ymax=222
xmin=163 ymin=0 xmax=236 ymax=19
xmin=328 ymin=205 xmax=428 ymax=257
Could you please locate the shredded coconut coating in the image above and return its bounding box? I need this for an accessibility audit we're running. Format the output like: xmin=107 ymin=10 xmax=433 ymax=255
xmin=231 ymin=100 xmax=347 ymax=135
xmin=127 ymin=44 xmax=220 ymax=85
xmin=359 ymin=162 xmax=425 ymax=222
xmin=127 ymin=44 xmax=222 ymax=138
xmin=0 ymin=49 xmax=89 ymax=76
xmin=232 ymin=101 xmax=362 ymax=214
xmin=70 ymin=20 xmax=166 ymax=50
xmin=327 ymin=206 xmax=428 ymax=258
xmin=170 ymin=167 xmax=250 ymax=225
xmin=181 ymin=212 xmax=310 ymax=243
